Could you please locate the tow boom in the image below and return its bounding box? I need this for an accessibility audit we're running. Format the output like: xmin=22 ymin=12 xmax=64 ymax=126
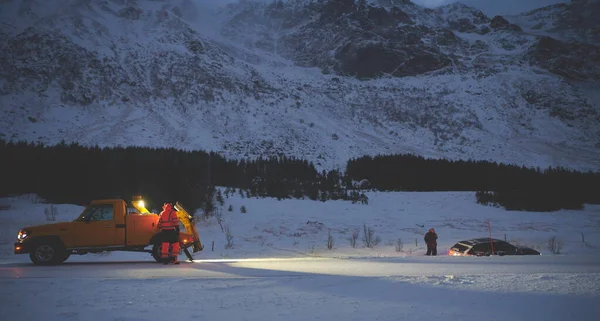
xmin=174 ymin=202 xmax=203 ymax=253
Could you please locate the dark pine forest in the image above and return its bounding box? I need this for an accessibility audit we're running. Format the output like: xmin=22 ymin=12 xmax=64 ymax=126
xmin=1 ymin=139 xmax=598 ymax=213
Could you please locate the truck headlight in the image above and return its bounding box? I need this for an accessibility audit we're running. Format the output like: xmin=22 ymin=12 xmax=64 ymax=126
xmin=17 ymin=230 xmax=30 ymax=240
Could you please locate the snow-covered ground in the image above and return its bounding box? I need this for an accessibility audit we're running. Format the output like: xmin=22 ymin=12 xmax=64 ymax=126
xmin=1 ymin=190 xmax=599 ymax=320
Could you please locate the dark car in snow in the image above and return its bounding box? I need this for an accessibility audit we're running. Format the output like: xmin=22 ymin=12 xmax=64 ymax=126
xmin=449 ymin=238 xmax=541 ymax=256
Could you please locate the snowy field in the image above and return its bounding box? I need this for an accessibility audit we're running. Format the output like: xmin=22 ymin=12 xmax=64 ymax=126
xmin=1 ymin=190 xmax=600 ymax=321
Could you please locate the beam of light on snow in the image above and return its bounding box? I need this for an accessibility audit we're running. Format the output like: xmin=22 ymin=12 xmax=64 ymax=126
xmin=190 ymin=257 xmax=327 ymax=263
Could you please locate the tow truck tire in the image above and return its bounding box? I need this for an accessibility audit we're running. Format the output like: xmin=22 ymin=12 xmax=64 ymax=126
xmin=29 ymin=242 xmax=66 ymax=266
xmin=151 ymin=244 xmax=163 ymax=263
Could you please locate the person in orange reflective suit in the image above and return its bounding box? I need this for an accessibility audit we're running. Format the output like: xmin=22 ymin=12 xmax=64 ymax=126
xmin=158 ymin=202 xmax=180 ymax=265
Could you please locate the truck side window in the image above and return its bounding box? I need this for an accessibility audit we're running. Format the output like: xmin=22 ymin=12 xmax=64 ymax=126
xmin=79 ymin=204 xmax=114 ymax=221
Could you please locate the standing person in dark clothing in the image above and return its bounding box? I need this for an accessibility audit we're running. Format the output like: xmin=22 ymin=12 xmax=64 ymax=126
xmin=424 ymin=228 xmax=438 ymax=256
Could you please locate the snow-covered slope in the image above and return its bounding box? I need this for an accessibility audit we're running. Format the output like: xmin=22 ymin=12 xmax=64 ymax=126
xmin=1 ymin=0 xmax=599 ymax=171
xmin=2 ymin=190 xmax=600 ymax=260
xmin=509 ymin=0 xmax=600 ymax=45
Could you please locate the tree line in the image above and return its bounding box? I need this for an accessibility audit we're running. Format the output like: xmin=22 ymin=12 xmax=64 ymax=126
xmin=346 ymin=154 xmax=600 ymax=211
xmin=1 ymin=139 xmax=598 ymax=213
xmin=0 ymin=140 xmax=366 ymax=213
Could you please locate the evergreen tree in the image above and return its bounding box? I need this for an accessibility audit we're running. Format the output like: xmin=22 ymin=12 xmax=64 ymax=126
xmin=216 ymin=189 xmax=225 ymax=206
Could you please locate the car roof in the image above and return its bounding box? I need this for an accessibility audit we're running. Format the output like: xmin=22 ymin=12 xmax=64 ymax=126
xmin=458 ymin=238 xmax=506 ymax=245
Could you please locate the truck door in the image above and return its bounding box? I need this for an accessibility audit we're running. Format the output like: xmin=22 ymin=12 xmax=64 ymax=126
xmin=73 ymin=203 xmax=119 ymax=248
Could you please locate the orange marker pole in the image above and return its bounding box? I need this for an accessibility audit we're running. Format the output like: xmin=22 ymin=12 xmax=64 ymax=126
xmin=488 ymin=219 xmax=494 ymax=255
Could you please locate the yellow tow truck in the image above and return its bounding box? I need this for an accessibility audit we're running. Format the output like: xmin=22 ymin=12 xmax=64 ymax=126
xmin=14 ymin=197 xmax=203 ymax=265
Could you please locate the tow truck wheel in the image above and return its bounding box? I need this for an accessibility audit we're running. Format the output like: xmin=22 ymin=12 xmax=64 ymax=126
xmin=151 ymin=244 xmax=163 ymax=263
xmin=29 ymin=242 xmax=66 ymax=266
xmin=62 ymin=253 xmax=71 ymax=262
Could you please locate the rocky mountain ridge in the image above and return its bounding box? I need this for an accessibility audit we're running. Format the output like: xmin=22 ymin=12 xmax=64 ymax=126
xmin=1 ymin=0 xmax=599 ymax=171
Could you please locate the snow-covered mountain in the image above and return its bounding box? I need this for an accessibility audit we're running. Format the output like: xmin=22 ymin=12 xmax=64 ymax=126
xmin=509 ymin=0 xmax=600 ymax=45
xmin=1 ymin=0 xmax=599 ymax=171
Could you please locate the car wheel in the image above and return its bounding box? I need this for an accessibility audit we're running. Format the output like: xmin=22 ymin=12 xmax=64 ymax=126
xmin=29 ymin=242 xmax=65 ymax=266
